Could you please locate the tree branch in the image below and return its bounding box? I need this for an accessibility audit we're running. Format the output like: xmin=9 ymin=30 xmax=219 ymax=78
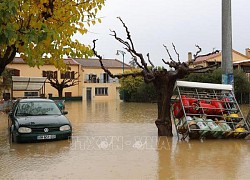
xmin=147 ymin=53 xmax=155 ymax=68
xmin=172 ymin=43 xmax=180 ymax=63
xmin=110 ymin=17 xmax=151 ymax=74
xmin=93 ymin=39 xmax=147 ymax=79
xmin=188 ymin=45 xmax=220 ymax=65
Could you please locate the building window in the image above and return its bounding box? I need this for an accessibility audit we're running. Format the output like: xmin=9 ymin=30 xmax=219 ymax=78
xmin=242 ymin=66 xmax=250 ymax=73
xmin=10 ymin=69 xmax=20 ymax=76
xmin=100 ymin=73 xmax=109 ymax=83
xmin=85 ymin=74 xmax=97 ymax=83
xmin=24 ymin=91 xmax=39 ymax=97
xmin=95 ymin=87 xmax=108 ymax=96
xmin=65 ymin=92 xmax=72 ymax=97
xmin=42 ymin=71 xmax=57 ymax=79
xmin=103 ymin=73 xmax=109 ymax=83
xmin=61 ymin=71 xmax=75 ymax=79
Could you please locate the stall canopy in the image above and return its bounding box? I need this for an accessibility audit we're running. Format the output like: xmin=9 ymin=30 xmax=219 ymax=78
xmin=12 ymin=76 xmax=47 ymax=91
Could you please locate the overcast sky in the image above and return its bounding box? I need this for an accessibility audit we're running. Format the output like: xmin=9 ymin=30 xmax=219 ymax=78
xmin=77 ymin=0 xmax=250 ymax=66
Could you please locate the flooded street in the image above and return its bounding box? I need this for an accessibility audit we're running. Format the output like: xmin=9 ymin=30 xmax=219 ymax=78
xmin=1 ymin=101 xmax=250 ymax=179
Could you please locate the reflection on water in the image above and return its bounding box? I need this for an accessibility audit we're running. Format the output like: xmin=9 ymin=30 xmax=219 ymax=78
xmin=157 ymin=138 xmax=250 ymax=179
xmin=0 ymin=101 xmax=250 ymax=179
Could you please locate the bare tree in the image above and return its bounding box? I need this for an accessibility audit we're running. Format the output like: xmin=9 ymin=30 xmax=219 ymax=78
xmin=92 ymin=17 xmax=219 ymax=136
xmin=47 ymin=72 xmax=80 ymax=98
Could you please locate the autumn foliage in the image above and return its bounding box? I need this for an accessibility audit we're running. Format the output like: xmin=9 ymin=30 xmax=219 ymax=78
xmin=0 ymin=0 xmax=105 ymax=75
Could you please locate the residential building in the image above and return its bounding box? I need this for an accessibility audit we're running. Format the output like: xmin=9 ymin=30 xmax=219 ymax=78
xmin=233 ymin=59 xmax=250 ymax=81
xmin=4 ymin=57 xmax=130 ymax=100
xmin=188 ymin=48 xmax=250 ymax=68
xmin=188 ymin=48 xmax=250 ymax=81
xmin=74 ymin=58 xmax=130 ymax=101
xmin=5 ymin=57 xmax=81 ymax=99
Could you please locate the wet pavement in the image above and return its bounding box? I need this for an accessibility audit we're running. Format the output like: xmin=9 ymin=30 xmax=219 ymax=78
xmin=0 ymin=101 xmax=250 ymax=179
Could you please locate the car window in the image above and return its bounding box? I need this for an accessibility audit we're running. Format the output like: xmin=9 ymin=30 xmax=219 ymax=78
xmin=15 ymin=101 xmax=62 ymax=116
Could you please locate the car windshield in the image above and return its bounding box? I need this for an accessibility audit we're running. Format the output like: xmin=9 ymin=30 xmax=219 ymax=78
xmin=15 ymin=101 xmax=62 ymax=116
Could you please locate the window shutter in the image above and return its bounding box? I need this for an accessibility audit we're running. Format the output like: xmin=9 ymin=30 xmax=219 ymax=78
xmin=109 ymin=77 xmax=113 ymax=83
xmin=65 ymin=71 xmax=70 ymax=79
xmin=85 ymin=74 xmax=89 ymax=82
xmin=106 ymin=74 xmax=110 ymax=83
xmin=42 ymin=71 xmax=47 ymax=77
xmin=54 ymin=71 xmax=57 ymax=79
xmin=71 ymin=71 xmax=75 ymax=79
xmin=61 ymin=73 xmax=65 ymax=79
xmin=48 ymin=71 xmax=53 ymax=79
xmin=100 ymin=73 xmax=104 ymax=83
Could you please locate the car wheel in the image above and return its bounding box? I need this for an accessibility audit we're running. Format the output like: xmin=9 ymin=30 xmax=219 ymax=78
xmin=10 ymin=126 xmax=17 ymax=143
xmin=9 ymin=126 xmax=12 ymax=143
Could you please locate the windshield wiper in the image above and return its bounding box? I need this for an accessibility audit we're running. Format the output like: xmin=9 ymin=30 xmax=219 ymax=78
xmin=35 ymin=114 xmax=50 ymax=116
xmin=16 ymin=113 xmax=33 ymax=116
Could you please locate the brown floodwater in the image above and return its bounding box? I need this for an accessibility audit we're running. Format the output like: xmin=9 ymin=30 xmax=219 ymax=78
xmin=0 ymin=101 xmax=250 ymax=179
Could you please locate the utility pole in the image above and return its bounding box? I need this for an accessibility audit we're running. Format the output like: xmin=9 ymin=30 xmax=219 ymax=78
xmin=222 ymin=0 xmax=234 ymax=86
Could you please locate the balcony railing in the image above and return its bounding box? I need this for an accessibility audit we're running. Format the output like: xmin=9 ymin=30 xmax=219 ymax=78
xmin=84 ymin=78 xmax=119 ymax=83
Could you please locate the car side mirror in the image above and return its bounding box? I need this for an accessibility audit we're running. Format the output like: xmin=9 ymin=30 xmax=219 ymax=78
xmin=62 ymin=111 xmax=68 ymax=115
xmin=9 ymin=111 xmax=13 ymax=116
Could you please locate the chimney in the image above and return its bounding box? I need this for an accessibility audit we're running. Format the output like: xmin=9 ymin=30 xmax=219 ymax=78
xmin=246 ymin=48 xmax=250 ymax=58
xmin=188 ymin=52 xmax=192 ymax=61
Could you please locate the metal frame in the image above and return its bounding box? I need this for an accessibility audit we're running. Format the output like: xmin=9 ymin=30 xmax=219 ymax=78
xmin=172 ymin=81 xmax=250 ymax=140
xmin=11 ymin=76 xmax=47 ymax=99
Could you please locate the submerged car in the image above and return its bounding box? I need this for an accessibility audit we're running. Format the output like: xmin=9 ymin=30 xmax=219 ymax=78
xmin=8 ymin=98 xmax=72 ymax=143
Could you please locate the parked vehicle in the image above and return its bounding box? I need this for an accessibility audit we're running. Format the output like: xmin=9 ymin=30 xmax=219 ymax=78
xmin=8 ymin=98 xmax=72 ymax=143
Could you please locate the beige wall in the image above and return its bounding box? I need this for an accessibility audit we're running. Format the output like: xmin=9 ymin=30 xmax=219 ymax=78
xmin=6 ymin=63 xmax=127 ymax=101
xmin=82 ymin=67 xmax=127 ymax=101
xmin=7 ymin=63 xmax=82 ymax=98
xmin=83 ymin=83 xmax=120 ymax=101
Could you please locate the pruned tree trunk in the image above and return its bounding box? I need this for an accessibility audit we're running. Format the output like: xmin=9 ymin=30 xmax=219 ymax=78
xmin=153 ymin=74 xmax=176 ymax=136
xmin=58 ymin=88 xmax=63 ymax=99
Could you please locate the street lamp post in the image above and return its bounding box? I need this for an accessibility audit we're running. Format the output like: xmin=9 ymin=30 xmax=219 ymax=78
xmin=116 ymin=50 xmax=126 ymax=101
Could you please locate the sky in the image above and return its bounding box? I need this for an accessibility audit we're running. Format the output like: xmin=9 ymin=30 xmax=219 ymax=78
xmin=77 ymin=0 xmax=250 ymax=66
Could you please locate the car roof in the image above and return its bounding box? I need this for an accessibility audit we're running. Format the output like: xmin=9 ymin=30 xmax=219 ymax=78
xmin=18 ymin=98 xmax=55 ymax=103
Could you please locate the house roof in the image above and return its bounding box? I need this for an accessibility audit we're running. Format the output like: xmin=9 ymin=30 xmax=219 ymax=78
xmin=12 ymin=57 xmax=26 ymax=64
xmin=11 ymin=57 xmax=130 ymax=69
xmin=194 ymin=52 xmax=221 ymax=63
xmin=11 ymin=57 xmax=79 ymax=65
xmin=74 ymin=58 xmax=131 ymax=68
xmin=63 ymin=58 xmax=79 ymax=65
xmin=193 ymin=49 xmax=249 ymax=65
xmin=233 ymin=59 xmax=250 ymax=64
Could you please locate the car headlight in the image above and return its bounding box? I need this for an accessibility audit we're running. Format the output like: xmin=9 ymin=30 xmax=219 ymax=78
xmin=60 ymin=125 xmax=71 ymax=131
xmin=18 ymin=127 xmax=32 ymax=133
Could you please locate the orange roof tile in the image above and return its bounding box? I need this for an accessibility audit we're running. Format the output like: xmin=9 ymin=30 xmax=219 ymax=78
xmin=192 ymin=49 xmax=249 ymax=65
